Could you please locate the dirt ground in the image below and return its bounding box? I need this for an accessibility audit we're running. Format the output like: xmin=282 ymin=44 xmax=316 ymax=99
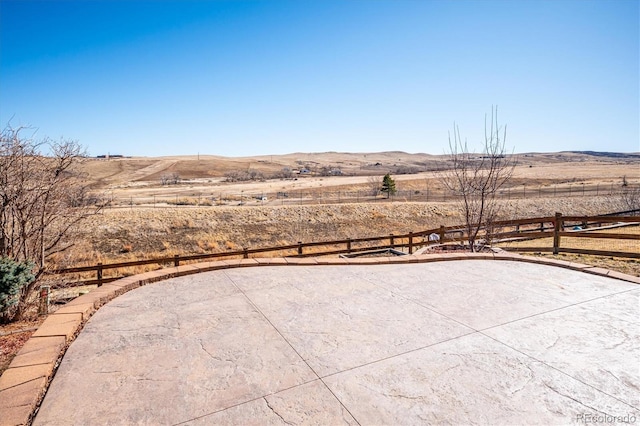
xmin=0 ymin=318 xmax=45 ymax=375
xmin=533 ymin=253 xmax=640 ymax=277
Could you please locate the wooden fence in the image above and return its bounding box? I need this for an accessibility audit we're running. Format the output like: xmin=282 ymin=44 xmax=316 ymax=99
xmin=107 ymin=182 xmax=639 ymax=208
xmin=49 ymin=212 xmax=639 ymax=287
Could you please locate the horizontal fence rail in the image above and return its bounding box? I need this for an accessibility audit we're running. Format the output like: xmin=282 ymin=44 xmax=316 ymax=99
xmin=498 ymin=213 xmax=640 ymax=258
xmin=104 ymin=183 xmax=640 ymax=208
xmin=48 ymin=212 xmax=640 ymax=288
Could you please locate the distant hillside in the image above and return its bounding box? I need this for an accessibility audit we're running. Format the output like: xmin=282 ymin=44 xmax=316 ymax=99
xmin=79 ymin=150 xmax=638 ymax=189
xmin=567 ymin=151 xmax=640 ymax=159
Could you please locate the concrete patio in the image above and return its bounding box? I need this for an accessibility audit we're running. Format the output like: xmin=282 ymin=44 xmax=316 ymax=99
xmin=33 ymin=260 xmax=639 ymax=425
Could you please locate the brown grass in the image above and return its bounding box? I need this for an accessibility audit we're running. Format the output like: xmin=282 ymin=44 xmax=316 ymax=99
xmin=495 ymin=225 xmax=640 ymax=276
xmin=496 ymin=225 xmax=640 ymax=252
xmin=81 ymin=151 xmax=638 ymax=209
xmin=40 ymin=195 xmax=636 ymax=285
xmin=44 ymin=151 xmax=640 ymax=283
xmin=527 ymin=253 xmax=640 ymax=277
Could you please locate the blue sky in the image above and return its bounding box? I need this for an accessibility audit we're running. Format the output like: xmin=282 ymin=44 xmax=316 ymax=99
xmin=1 ymin=0 xmax=638 ymax=157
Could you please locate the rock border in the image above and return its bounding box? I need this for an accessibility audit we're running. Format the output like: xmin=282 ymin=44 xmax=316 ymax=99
xmin=1 ymin=252 xmax=638 ymax=426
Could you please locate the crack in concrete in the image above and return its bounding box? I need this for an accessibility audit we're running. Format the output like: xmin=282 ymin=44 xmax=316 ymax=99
xmin=172 ymin=310 xmax=183 ymax=332
xmin=433 ymin=363 xmax=462 ymax=380
xmin=545 ymin=333 xmax=560 ymax=350
xmin=382 ymin=392 xmax=428 ymax=401
xmin=605 ymin=328 xmax=630 ymax=351
xmin=605 ymin=369 xmax=623 ymax=384
xmin=264 ymin=397 xmax=294 ymax=425
xmin=198 ymin=339 xmax=216 ymax=360
xmin=510 ymin=362 xmax=535 ymax=395
xmin=198 ymin=339 xmax=236 ymax=364
xmin=338 ymin=308 xmax=352 ymax=320
xmin=542 ymin=381 xmax=611 ymax=416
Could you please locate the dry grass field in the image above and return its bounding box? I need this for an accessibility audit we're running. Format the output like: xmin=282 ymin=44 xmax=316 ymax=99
xmin=81 ymin=151 xmax=639 ymax=207
xmin=50 ymin=196 xmax=633 ymax=271
xmin=46 ymin=150 xmax=637 ymax=278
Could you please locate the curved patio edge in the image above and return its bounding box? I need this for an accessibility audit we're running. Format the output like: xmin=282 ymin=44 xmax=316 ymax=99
xmin=1 ymin=252 xmax=638 ymax=426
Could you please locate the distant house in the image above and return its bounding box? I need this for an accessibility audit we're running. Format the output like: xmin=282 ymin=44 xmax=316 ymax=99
xmin=96 ymin=154 xmax=124 ymax=159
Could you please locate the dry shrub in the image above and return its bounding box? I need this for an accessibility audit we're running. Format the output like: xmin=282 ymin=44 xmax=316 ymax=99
xmin=225 ymin=241 xmax=240 ymax=250
xmin=197 ymin=239 xmax=219 ymax=252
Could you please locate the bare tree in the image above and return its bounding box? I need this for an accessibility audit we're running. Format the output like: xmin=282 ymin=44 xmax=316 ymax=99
xmin=441 ymin=108 xmax=516 ymax=251
xmin=367 ymin=176 xmax=381 ymax=196
xmin=318 ymin=166 xmax=332 ymax=176
xmin=160 ymin=172 xmax=180 ymax=185
xmin=0 ymin=125 xmax=103 ymax=319
xmin=272 ymin=167 xmax=293 ymax=179
xmin=619 ymin=185 xmax=640 ymax=212
xmin=224 ymin=169 xmax=264 ymax=182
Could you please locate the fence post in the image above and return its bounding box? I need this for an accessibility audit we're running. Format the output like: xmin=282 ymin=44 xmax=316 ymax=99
xmin=390 ymin=234 xmax=395 ymax=248
xmin=408 ymin=232 xmax=414 ymax=254
xmin=439 ymin=225 xmax=445 ymax=243
xmin=174 ymin=254 xmax=180 ymax=267
xmin=97 ymin=263 xmax=103 ymax=287
xmin=347 ymin=238 xmax=352 ymax=253
xmin=39 ymin=285 xmax=50 ymax=315
xmin=298 ymin=242 xmax=303 ymax=256
xmin=553 ymin=212 xmax=562 ymax=255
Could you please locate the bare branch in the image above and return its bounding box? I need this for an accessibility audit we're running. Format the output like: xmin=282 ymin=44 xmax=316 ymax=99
xmin=440 ymin=107 xmax=516 ymax=251
xmin=1 ymin=124 xmax=103 ymax=319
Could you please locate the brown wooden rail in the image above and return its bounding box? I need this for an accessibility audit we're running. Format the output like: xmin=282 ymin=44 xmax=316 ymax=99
xmin=48 ymin=213 xmax=639 ymax=287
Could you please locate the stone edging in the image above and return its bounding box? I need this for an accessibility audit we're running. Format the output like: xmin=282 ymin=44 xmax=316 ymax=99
xmin=1 ymin=252 xmax=638 ymax=426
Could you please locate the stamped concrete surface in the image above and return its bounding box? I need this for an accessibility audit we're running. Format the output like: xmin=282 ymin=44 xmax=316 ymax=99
xmin=34 ymin=261 xmax=639 ymax=425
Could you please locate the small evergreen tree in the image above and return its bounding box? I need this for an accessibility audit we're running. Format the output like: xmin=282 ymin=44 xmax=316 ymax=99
xmin=381 ymin=173 xmax=397 ymax=199
xmin=0 ymin=257 xmax=35 ymax=322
